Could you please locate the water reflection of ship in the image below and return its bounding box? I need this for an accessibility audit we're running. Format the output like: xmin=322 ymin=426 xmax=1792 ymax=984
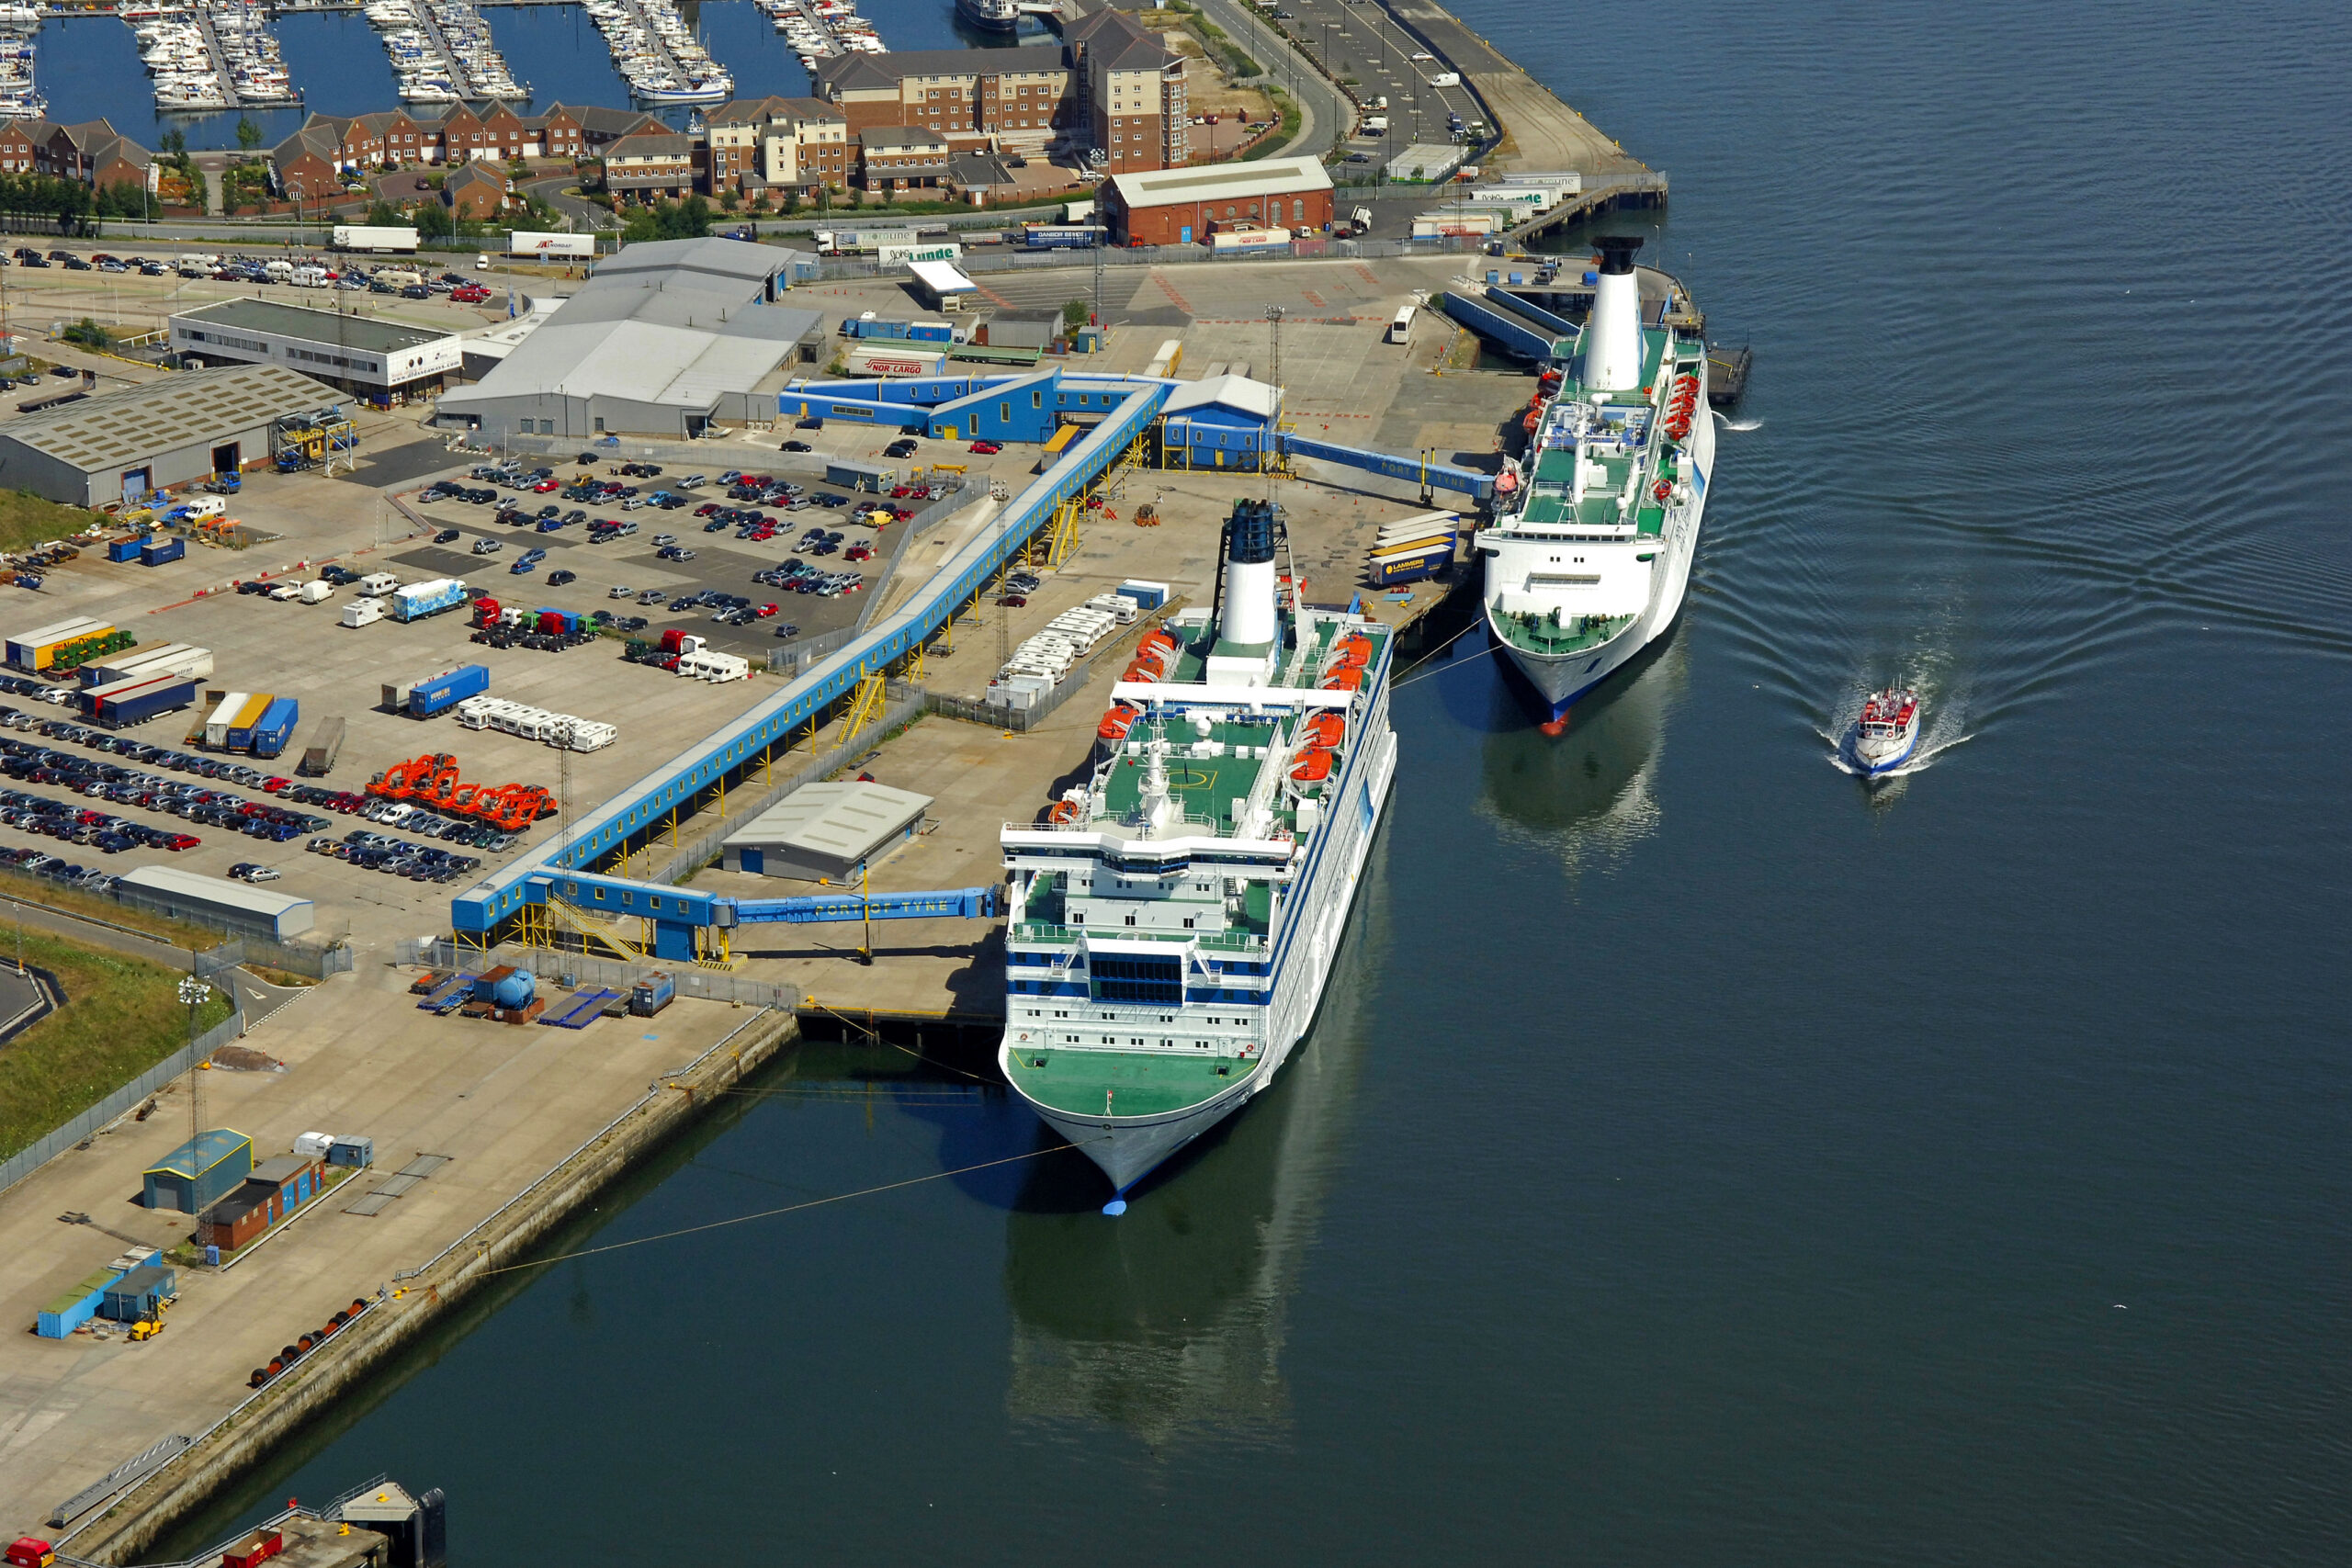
xmin=1476 ymin=627 xmax=1687 ymax=874
xmin=997 ymin=831 xmax=1391 ymax=1445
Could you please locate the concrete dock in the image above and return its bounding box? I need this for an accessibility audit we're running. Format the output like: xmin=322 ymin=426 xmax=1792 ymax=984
xmin=0 ymin=237 xmax=1546 ymax=1551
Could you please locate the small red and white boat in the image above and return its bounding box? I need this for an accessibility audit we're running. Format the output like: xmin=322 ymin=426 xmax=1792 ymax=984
xmin=1853 ymin=686 xmax=1922 ymax=776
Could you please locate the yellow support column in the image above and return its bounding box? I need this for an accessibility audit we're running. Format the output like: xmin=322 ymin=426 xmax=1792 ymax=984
xmin=841 ymin=666 xmax=888 ymax=746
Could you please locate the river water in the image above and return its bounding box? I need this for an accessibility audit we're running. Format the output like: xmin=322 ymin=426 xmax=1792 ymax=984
xmin=161 ymin=0 xmax=2352 ymax=1561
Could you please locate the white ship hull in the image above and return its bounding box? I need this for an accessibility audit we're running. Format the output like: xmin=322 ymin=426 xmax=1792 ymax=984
xmin=1005 ymin=723 xmax=1396 ymax=1195
xmin=1488 ymin=404 xmax=1712 ymax=724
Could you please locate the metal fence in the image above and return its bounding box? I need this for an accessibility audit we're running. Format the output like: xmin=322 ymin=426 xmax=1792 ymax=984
xmin=204 ymin=935 xmax=356 ymax=980
xmin=810 ymin=233 xmax=1487 ymax=285
xmin=0 ymin=999 xmax=246 ymax=1200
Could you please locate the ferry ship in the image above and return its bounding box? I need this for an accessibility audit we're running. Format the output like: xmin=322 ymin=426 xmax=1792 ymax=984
xmin=998 ymin=500 xmax=1396 ymax=1212
xmin=1480 ymin=235 xmax=1714 ymax=731
xmin=1850 ymin=686 xmax=1921 ymax=776
xmin=956 ymin=0 xmax=1020 ymax=31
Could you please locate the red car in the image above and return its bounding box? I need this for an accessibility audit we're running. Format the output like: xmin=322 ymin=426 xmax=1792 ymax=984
xmin=694 ymin=502 xmax=718 ymax=516
xmin=968 ymin=440 xmax=1002 ymax=455
xmin=754 ymin=603 xmax=778 ymax=617
xmin=888 ymin=485 xmax=915 ymax=499
xmin=843 ymin=544 xmax=873 ymax=562
xmin=451 ymin=285 xmax=491 ymax=303
xmin=163 ymin=833 xmax=199 ymax=850
xmin=531 ymin=478 xmax=560 ymax=492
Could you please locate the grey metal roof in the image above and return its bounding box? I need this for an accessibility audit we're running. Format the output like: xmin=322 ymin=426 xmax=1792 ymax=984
xmin=0 ymin=364 xmax=336 ymax=472
xmin=172 ymin=297 xmax=454 ymax=355
xmin=438 ymin=241 xmax=822 ymax=415
xmin=118 ymin=863 xmax=316 ymax=921
xmin=724 ymin=781 xmax=932 ymax=862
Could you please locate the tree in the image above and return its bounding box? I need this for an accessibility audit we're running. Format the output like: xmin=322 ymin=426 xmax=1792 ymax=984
xmin=162 ymin=130 xmax=186 ymax=157
xmin=235 ymin=117 xmax=261 ymax=152
xmin=414 ymin=202 xmax=455 ymax=239
xmin=367 ymin=198 xmax=403 ymax=228
xmin=1063 ymin=299 xmax=1090 ymax=331
xmin=62 ymin=318 xmax=113 ymax=350
xmin=718 ymin=188 xmax=740 ymax=213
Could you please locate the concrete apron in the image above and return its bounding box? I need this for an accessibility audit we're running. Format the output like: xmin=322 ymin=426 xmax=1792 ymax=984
xmin=63 ymin=1008 xmax=802 ymax=1562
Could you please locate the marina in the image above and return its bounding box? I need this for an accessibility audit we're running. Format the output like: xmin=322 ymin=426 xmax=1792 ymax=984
xmin=0 ymin=5 xmax=42 ymax=120
xmin=580 ymin=0 xmax=729 ymax=106
xmin=754 ymin=0 xmax=886 ymax=68
xmin=360 ymin=0 xmax=525 ymax=105
xmin=129 ymin=3 xmax=300 ymax=115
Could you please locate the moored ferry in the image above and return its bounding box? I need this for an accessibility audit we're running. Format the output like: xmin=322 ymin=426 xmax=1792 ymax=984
xmin=956 ymin=0 xmax=1020 ymax=31
xmin=998 ymin=500 xmax=1396 ymax=1211
xmin=1479 ymin=235 xmax=1714 ymax=731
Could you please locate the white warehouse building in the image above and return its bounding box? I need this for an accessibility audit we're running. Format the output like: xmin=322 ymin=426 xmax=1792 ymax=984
xmin=168 ymin=298 xmax=465 ymax=406
xmin=435 ymin=237 xmax=827 ymax=442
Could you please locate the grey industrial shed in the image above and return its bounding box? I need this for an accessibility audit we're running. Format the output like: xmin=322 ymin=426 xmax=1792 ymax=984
xmin=435 ymin=236 xmax=825 ymax=442
xmin=115 ymin=864 xmax=316 ymax=941
xmin=721 ymin=781 xmax=933 ymax=882
xmin=0 ymin=365 xmax=340 ymax=507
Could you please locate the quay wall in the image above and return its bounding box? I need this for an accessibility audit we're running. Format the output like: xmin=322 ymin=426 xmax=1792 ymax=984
xmin=62 ymin=1006 xmax=804 ymax=1564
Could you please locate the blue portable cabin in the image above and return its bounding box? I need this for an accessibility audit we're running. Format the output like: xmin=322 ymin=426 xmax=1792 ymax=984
xmin=1159 ymin=374 xmax=1283 ymax=470
xmin=99 ymin=1262 xmax=177 ymax=1322
xmin=143 ymin=1128 xmax=254 ymax=1214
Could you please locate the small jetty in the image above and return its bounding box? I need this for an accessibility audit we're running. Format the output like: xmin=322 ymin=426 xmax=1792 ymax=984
xmin=363 ymin=0 xmax=525 ymax=104
xmin=582 ymin=0 xmax=732 ymax=106
xmin=755 ymin=0 xmax=885 ymax=67
xmin=1705 ymin=344 xmax=1750 ymax=405
xmin=0 ymin=6 xmax=41 ymax=122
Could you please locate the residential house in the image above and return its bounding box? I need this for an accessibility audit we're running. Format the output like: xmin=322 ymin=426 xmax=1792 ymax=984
xmin=601 ymin=130 xmax=695 ymax=202
xmin=1064 ymin=7 xmax=1188 ymax=174
xmin=813 ymin=45 xmax=1073 ymax=153
xmin=856 ymin=126 xmax=951 ymax=193
xmin=0 ymin=118 xmax=158 ymax=192
xmin=444 ymin=161 xmax=513 ymax=220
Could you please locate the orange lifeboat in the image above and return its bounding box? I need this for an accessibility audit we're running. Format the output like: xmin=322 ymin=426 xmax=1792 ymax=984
xmin=1097 ymin=705 xmax=1139 ymax=742
xmin=1331 ymin=634 xmax=1373 ymax=669
xmin=1289 ymin=747 xmax=1334 ymax=783
xmin=1048 ymin=799 xmax=1082 ymax=825
xmin=1321 ymin=667 xmax=1365 ymax=693
xmin=1304 ymin=711 xmax=1346 ymax=748
xmin=1122 ymin=660 xmax=1163 ymax=683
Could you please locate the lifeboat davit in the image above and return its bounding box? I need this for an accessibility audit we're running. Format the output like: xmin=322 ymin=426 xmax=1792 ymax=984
xmin=1289 ymin=747 xmax=1334 ymax=783
xmin=1331 ymin=634 xmax=1372 ymax=669
xmin=1321 ymin=666 xmax=1365 ymax=693
xmin=1303 ymin=711 xmax=1345 ymax=748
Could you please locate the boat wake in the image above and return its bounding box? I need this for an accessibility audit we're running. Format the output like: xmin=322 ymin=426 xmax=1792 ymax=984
xmin=1713 ymin=411 xmax=1762 ymax=432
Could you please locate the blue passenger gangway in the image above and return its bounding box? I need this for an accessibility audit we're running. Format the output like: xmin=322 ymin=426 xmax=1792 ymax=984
xmin=450 ymin=375 xmax=1167 ymax=951
xmin=1485 ymin=286 xmax=1580 ymax=337
xmin=1277 ymin=433 xmax=1497 ymax=502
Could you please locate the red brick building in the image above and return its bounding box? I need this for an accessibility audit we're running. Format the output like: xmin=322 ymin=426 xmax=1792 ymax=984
xmin=1101 ymin=155 xmax=1334 ymax=246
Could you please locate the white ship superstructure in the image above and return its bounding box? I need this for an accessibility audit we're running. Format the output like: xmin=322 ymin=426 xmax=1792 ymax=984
xmin=999 ymin=500 xmax=1396 ymax=1210
xmin=1480 ymin=235 xmax=1714 ymax=728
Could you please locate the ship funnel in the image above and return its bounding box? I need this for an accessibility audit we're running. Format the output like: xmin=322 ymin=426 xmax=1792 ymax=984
xmin=1580 ymin=234 xmax=1645 ymax=392
xmin=1216 ymin=500 xmax=1280 ymax=649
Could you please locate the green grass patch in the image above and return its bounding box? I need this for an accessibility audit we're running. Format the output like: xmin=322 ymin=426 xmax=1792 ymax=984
xmin=1242 ymin=89 xmax=1302 ymax=160
xmin=0 ymin=871 xmax=220 ymax=949
xmin=0 ymin=930 xmax=235 ymax=1161
xmin=0 ymin=490 xmax=105 ymax=553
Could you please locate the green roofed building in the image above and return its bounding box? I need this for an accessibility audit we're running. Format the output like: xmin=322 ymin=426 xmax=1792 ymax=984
xmin=142 ymin=1127 xmax=253 ymax=1214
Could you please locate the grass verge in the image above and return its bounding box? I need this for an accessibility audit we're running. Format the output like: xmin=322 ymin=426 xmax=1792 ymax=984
xmin=0 ymin=490 xmax=106 ymax=553
xmin=0 ymin=930 xmax=236 ymax=1161
xmin=0 ymin=871 xmax=221 ymax=949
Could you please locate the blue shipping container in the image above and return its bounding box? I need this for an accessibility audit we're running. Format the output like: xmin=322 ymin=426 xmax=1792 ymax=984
xmin=1024 ymin=225 xmax=1100 ymax=249
xmin=107 ymin=536 xmax=149 ymax=563
xmin=100 ymin=1262 xmax=176 ymax=1322
xmin=141 ymin=537 xmax=187 ymax=566
xmin=409 ymin=663 xmax=490 ymax=716
xmin=250 ymin=696 xmax=300 ymax=758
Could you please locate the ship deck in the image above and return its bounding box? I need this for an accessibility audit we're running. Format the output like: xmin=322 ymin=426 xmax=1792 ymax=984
xmin=1008 ymin=1046 xmax=1254 ymax=1116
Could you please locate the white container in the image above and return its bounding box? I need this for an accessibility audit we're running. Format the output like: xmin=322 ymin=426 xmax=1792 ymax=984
xmin=299 ymin=581 xmax=334 ymax=604
xmin=294 ymin=1131 xmax=334 ymax=1158
xmin=340 ymin=597 xmax=385 ymax=628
